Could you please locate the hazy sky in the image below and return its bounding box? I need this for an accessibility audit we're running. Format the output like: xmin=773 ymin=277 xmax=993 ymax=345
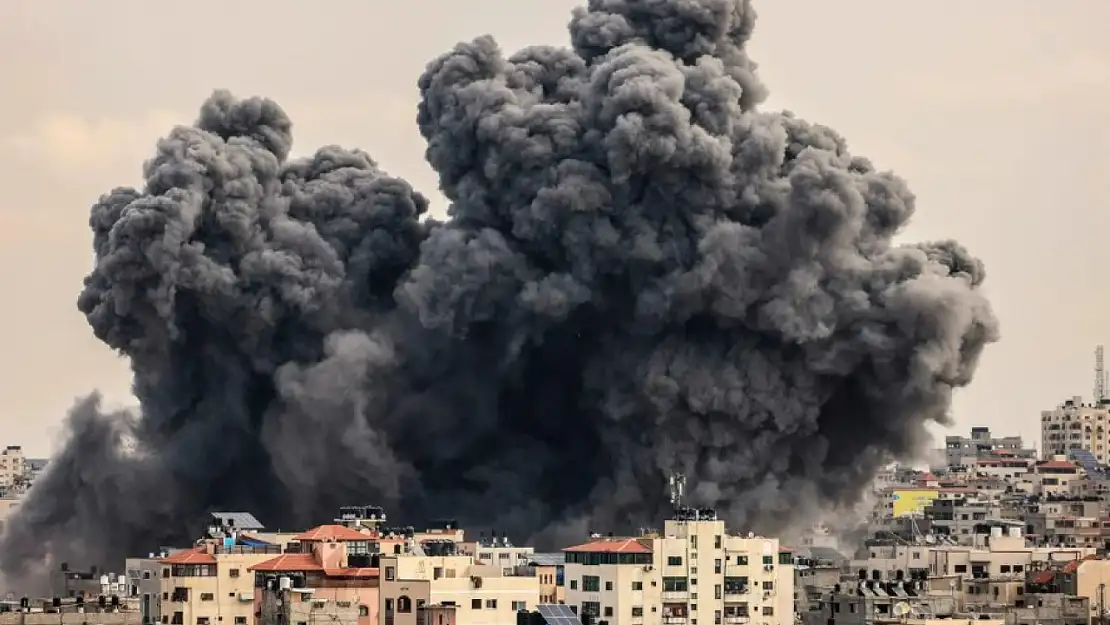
xmin=0 ymin=1 xmax=1107 ymax=457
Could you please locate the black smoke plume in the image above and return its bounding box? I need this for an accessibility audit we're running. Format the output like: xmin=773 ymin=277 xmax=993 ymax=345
xmin=0 ymin=0 xmax=997 ymax=582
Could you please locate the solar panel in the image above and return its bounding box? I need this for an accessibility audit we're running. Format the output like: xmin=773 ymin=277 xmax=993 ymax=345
xmin=537 ymin=604 xmax=583 ymax=625
xmin=211 ymin=512 xmax=265 ymax=530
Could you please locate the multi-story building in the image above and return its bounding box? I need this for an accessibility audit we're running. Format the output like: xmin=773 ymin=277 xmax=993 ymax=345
xmin=378 ymin=539 xmax=539 ymax=625
xmin=946 ymin=427 xmax=1036 ymax=467
xmin=924 ymin=496 xmax=1000 ymax=541
xmin=561 ymin=508 xmax=795 ymax=625
xmin=1042 ymin=397 xmax=1110 ymax=462
xmin=458 ymin=534 xmax=535 ymax=575
xmin=158 ymin=514 xmax=283 ymax=625
xmin=1018 ymin=457 xmax=1085 ymax=497
xmin=525 ymin=554 xmax=565 ymax=605
xmin=126 ymin=556 xmax=166 ymax=624
xmin=252 ymin=524 xmax=380 ymax=625
xmin=0 ymin=446 xmax=26 ymax=489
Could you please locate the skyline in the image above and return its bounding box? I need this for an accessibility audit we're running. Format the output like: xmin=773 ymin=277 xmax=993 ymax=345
xmin=2 ymin=0 xmax=1110 ymax=457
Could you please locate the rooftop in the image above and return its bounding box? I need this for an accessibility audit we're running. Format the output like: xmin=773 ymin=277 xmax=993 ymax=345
xmin=295 ymin=524 xmax=374 ymax=542
xmin=160 ymin=547 xmax=217 ymax=565
xmin=563 ymin=538 xmax=652 ymax=554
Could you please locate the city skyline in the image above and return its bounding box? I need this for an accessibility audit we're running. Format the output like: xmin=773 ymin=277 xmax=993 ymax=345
xmin=2 ymin=1 xmax=1108 ymax=457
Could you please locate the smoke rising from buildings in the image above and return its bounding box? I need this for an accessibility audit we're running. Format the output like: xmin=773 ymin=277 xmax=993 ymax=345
xmin=0 ymin=0 xmax=997 ymax=581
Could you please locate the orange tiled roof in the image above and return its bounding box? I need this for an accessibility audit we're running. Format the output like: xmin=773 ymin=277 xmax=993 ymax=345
xmin=564 ymin=538 xmax=652 ymax=554
xmin=1038 ymin=460 xmax=1077 ymax=470
xmin=251 ymin=554 xmax=322 ymax=572
xmin=159 ymin=547 xmax=217 ymax=565
xmin=295 ymin=525 xmax=373 ymax=542
xmin=1063 ymin=556 xmax=1099 ymax=573
xmin=779 ymin=547 xmax=793 ymax=553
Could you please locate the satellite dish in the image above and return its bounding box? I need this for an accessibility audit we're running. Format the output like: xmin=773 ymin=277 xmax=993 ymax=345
xmin=893 ymin=603 xmax=911 ymax=617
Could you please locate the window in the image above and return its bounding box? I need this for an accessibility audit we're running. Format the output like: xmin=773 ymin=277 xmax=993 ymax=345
xmin=691 ymin=578 xmax=697 ymax=586
xmin=197 ymin=619 xmax=209 ymax=625
xmin=955 ymin=565 xmax=968 ymax=573
xmin=583 ymin=576 xmax=601 ymax=592
xmin=399 ymin=597 xmax=412 ymax=613
xmin=171 ymin=613 xmax=183 ymax=625
xmin=359 ymin=606 xmax=369 ymax=617
xmin=668 ymin=556 xmax=683 ymax=566
xmin=691 ymin=536 xmax=698 ymax=548
xmin=385 ymin=566 xmax=396 ymax=581
xmin=234 ymin=619 xmax=247 ymax=625
xmin=714 ymin=610 xmax=721 ymax=625
xmin=714 ymin=536 xmax=722 ymax=549
xmin=1001 ymin=565 xmax=1011 ymax=573
xmin=386 ymin=599 xmax=394 ymax=613
xmin=512 ymin=602 xmax=527 ymax=611
xmin=570 ymin=580 xmax=578 ymax=590
xmin=229 ymin=569 xmax=240 ymax=578
xmin=605 ymin=581 xmax=613 ymax=591
xmin=581 ymin=602 xmax=600 ymax=618
xmin=778 ymin=552 xmax=792 ymax=565
xmin=632 ymin=607 xmax=644 ymax=617
xmin=762 ymin=556 xmax=773 ymax=566
xmin=200 ymin=593 xmax=214 ymax=601
xmin=632 ymin=581 xmax=643 ymax=591
xmin=714 ymin=559 xmax=721 ymax=574
xmin=472 ymin=599 xmax=482 ymax=610
xmin=434 ymin=567 xmax=444 ymax=579
xmin=736 ymin=556 xmax=748 ymax=565
xmin=762 ymin=581 xmax=774 ymax=591
xmin=762 ymin=607 xmax=774 ymax=616
xmin=486 ymin=600 xmax=498 ymax=609
xmin=714 ymin=584 xmax=722 ymax=599
xmin=663 ymin=577 xmax=688 ymax=592
xmin=604 ymin=607 xmax=613 ymax=617
xmin=143 ymin=571 xmax=151 ymax=579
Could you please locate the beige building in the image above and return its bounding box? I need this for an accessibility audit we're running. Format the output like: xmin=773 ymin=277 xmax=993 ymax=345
xmin=0 ymin=446 xmax=26 ymax=489
xmin=562 ymin=511 xmax=795 ymax=625
xmin=379 ymin=546 xmax=539 ymax=625
xmin=1042 ymin=397 xmax=1110 ymax=462
xmin=525 ymin=554 xmax=565 ymax=605
xmin=159 ymin=537 xmax=283 ymax=625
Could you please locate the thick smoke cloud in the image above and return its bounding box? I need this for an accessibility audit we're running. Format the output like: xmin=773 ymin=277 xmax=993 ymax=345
xmin=0 ymin=0 xmax=997 ymax=582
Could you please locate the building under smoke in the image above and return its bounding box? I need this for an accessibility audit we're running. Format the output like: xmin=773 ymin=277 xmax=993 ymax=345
xmin=0 ymin=0 xmax=998 ymax=588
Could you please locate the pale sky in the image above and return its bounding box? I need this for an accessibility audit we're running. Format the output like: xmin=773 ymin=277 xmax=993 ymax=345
xmin=0 ymin=1 xmax=1107 ymax=457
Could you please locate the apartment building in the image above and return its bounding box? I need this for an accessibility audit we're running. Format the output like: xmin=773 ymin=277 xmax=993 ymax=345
xmin=252 ymin=524 xmax=380 ymax=625
xmin=923 ymin=496 xmax=998 ymax=540
xmin=946 ymin=427 xmax=1036 ymax=467
xmin=1042 ymin=397 xmax=1110 ymax=462
xmin=126 ymin=556 xmax=166 ymax=624
xmin=378 ymin=541 xmax=539 ymax=625
xmin=0 ymin=446 xmax=26 ymax=488
xmin=1017 ymin=458 xmax=1085 ymax=497
xmin=159 ymin=515 xmax=283 ymax=625
xmin=561 ymin=509 xmax=794 ymax=625
xmin=525 ymin=554 xmax=565 ymax=605
xmin=457 ymin=535 xmax=535 ymax=575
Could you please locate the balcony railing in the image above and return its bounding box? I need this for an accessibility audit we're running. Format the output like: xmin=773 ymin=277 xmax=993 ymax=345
xmin=663 ymin=617 xmax=688 ymax=624
xmin=724 ymin=617 xmax=750 ymax=624
xmin=662 ymin=591 xmax=689 ymax=601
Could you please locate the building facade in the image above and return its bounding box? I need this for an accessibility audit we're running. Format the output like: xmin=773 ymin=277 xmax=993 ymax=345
xmin=562 ymin=510 xmax=794 ymax=625
xmin=946 ymin=427 xmax=1035 ymax=467
xmin=1042 ymin=397 xmax=1110 ymax=463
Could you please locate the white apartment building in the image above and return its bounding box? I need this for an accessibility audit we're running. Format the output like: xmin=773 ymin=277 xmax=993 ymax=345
xmin=563 ymin=509 xmax=794 ymax=625
xmin=0 ymin=446 xmax=26 ymax=489
xmin=1041 ymin=397 xmax=1110 ymax=462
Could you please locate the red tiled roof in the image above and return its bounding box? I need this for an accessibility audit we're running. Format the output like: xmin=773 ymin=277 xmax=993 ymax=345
xmin=323 ymin=567 xmax=380 ymax=578
xmin=1063 ymin=556 xmax=1099 ymax=573
xmin=1032 ymin=571 xmax=1054 ymax=584
xmin=159 ymin=547 xmax=217 ymax=565
xmin=779 ymin=547 xmax=793 ymax=553
xmin=564 ymin=538 xmax=652 ymax=554
xmin=251 ymin=554 xmax=323 ymax=572
xmin=295 ymin=525 xmax=373 ymax=542
xmin=1038 ymin=460 xmax=1078 ymax=470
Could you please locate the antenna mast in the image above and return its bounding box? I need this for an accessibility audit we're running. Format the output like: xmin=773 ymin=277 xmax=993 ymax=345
xmin=669 ymin=472 xmax=687 ymax=509
xmin=1096 ymin=345 xmax=1106 ymax=403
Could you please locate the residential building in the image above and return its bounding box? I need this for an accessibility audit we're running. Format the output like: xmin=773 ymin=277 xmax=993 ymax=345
xmin=158 ymin=514 xmax=283 ymax=625
xmin=0 ymin=446 xmax=26 ymax=489
xmin=126 ymin=556 xmax=165 ymax=624
xmin=525 ymin=554 xmax=565 ymax=605
xmin=561 ymin=507 xmax=795 ymax=625
xmin=378 ymin=537 xmax=539 ymax=625
xmin=457 ymin=534 xmax=535 ymax=575
xmin=1019 ymin=458 xmax=1085 ymax=497
xmin=946 ymin=427 xmax=1035 ymax=467
xmin=1042 ymin=397 xmax=1110 ymax=463
xmin=252 ymin=524 xmax=380 ymax=625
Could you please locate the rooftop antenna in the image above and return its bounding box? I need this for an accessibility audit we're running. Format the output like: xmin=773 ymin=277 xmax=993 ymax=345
xmin=669 ymin=472 xmax=687 ymax=509
xmin=1097 ymin=345 xmax=1107 ymax=404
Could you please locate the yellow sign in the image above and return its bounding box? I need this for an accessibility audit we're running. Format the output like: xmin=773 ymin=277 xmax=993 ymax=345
xmin=891 ymin=489 xmax=938 ymax=517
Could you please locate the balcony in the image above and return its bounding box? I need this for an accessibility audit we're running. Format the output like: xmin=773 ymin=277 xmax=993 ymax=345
xmin=662 ymin=591 xmax=689 ymax=601
xmin=725 ymin=617 xmax=750 ymax=624
xmin=663 ymin=618 xmax=688 ymax=624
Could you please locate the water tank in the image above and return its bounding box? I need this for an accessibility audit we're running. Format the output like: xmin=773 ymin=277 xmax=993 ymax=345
xmin=990 ymin=527 xmax=1003 ymax=538
xmin=279 ymin=576 xmax=291 ymax=590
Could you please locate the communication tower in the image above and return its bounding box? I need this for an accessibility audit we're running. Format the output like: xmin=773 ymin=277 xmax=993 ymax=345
xmin=1096 ymin=345 xmax=1107 ymax=403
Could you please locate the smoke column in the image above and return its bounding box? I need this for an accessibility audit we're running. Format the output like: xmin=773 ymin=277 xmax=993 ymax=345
xmin=0 ymin=0 xmax=997 ymax=582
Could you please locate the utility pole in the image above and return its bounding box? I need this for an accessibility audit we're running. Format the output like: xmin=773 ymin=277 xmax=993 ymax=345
xmin=1099 ymin=582 xmax=1105 ymax=625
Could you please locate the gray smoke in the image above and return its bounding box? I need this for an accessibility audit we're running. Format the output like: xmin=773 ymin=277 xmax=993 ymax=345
xmin=0 ymin=0 xmax=997 ymax=584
